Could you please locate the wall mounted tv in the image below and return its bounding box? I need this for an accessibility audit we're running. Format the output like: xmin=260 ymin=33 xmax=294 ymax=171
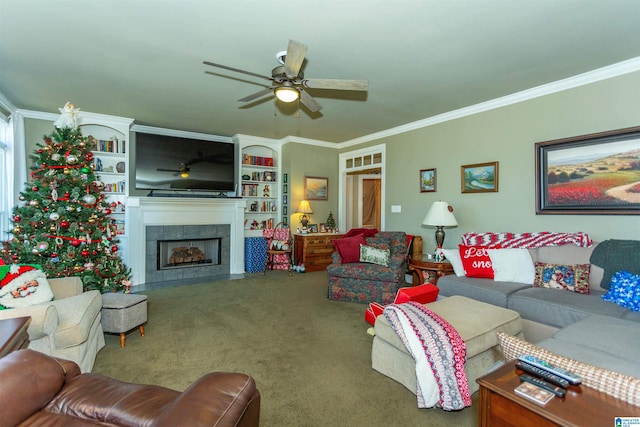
xmin=134 ymin=132 xmax=237 ymax=194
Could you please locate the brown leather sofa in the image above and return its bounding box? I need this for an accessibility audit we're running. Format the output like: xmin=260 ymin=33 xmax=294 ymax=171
xmin=0 ymin=349 xmax=260 ymax=427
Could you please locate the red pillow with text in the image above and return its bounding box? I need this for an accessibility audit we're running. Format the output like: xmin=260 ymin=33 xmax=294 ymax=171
xmin=459 ymin=244 xmax=497 ymax=278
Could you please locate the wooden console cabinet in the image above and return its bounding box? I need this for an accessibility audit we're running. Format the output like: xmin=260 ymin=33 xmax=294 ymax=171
xmin=294 ymin=233 xmax=344 ymax=272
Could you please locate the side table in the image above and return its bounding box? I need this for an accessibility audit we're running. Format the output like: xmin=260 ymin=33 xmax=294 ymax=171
xmin=101 ymin=293 xmax=148 ymax=348
xmin=407 ymin=254 xmax=454 ymax=285
xmin=477 ymin=360 xmax=636 ymax=427
xmin=0 ymin=316 xmax=31 ymax=357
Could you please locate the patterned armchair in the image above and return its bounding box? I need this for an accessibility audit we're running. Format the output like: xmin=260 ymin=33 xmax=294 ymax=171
xmin=327 ymin=231 xmax=408 ymax=304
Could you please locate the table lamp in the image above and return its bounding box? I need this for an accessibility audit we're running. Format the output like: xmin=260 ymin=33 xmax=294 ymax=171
xmin=422 ymin=201 xmax=457 ymax=248
xmin=297 ymin=200 xmax=313 ymax=228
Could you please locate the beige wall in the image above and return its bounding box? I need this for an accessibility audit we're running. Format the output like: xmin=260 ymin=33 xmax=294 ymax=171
xmin=281 ymin=142 xmax=339 ymax=231
xmin=340 ymin=71 xmax=640 ymax=252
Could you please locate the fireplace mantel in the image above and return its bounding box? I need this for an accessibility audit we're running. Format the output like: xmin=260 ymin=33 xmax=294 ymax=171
xmin=126 ymin=197 xmax=246 ymax=286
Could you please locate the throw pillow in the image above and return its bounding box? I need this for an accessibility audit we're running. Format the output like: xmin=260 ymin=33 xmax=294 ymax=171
xmin=360 ymin=244 xmax=390 ymax=267
xmin=459 ymin=244 xmax=495 ymax=278
xmin=601 ymin=270 xmax=640 ymax=312
xmin=440 ymin=249 xmax=465 ymax=277
xmin=0 ymin=264 xmax=54 ymax=310
xmin=497 ymin=332 xmax=640 ymax=407
xmin=533 ymin=262 xmax=590 ymax=294
xmin=487 ymin=248 xmax=535 ymax=284
xmin=333 ymin=235 xmax=366 ymax=263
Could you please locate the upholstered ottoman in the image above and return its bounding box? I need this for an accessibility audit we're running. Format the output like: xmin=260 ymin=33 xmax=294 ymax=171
xmin=101 ymin=293 xmax=148 ymax=347
xmin=371 ymin=295 xmax=522 ymax=396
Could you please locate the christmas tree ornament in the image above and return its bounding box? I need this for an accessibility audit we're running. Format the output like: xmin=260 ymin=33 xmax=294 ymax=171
xmin=19 ymin=195 xmax=25 ymax=201
xmin=51 ymin=153 xmax=61 ymax=161
xmin=37 ymin=242 xmax=49 ymax=251
xmin=32 ymin=185 xmax=39 ymax=192
xmin=13 ymin=215 xmax=20 ymax=222
xmin=53 ymin=102 xmax=79 ymax=129
xmin=60 ymin=220 xmax=70 ymax=228
xmin=66 ymin=154 xmax=78 ymax=164
xmin=81 ymin=249 xmax=89 ymax=258
xmin=82 ymin=194 xmax=96 ymax=205
xmin=49 ymin=212 xmax=60 ymax=221
xmin=63 ymin=168 xmax=70 ymax=175
xmin=71 ymin=239 xmax=81 ymax=247
xmin=29 ymin=200 xmax=39 ymax=207
xmin=32 ymin=248 xmax=39 ymax=254
xmin=81 ymin=166 xmax=90 ymax=174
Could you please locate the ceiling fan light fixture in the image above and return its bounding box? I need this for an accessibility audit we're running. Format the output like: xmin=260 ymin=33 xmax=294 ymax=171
xmin=274 ymin=84 xmax=299 ymax=103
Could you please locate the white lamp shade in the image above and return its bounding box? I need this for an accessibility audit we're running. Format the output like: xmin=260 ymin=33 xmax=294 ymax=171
xmin=422 ymin=201 xmax=457 ymax=227
xmin=297 ymin=200 xmax=313 ymax=214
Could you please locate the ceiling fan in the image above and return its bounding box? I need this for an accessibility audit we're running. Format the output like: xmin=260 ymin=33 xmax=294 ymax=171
xmin=203 ymin=39 xmax=368 ymax=112
xmin=157 ymin=162 xmax=190 ymax=178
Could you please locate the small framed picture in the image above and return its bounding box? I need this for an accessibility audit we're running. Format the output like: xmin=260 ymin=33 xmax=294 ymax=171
xmin=308 ymin=223 xmax=318 ymax=233
xmin=304 ymin=176 xmax=328 ymax=200
xmin=461 ymin=161 xmax=499 ymax=193
xmin=420 ymin=168 xmax=437 ymax=193
xmin=283 ymin=195 xmax=288 ymax=205
xmin=283 ymin=173 xmax=288 ymax=184
xmin=283 ymin=184 xmax=288 ymax=194
xmin=319 ymin=223 xmax=327 ymax=233
xmin=283 ymin=206 xmax=288 ymax=215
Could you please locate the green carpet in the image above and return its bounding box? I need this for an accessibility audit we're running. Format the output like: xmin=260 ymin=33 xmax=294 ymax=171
xmin=92 ymin=271 xmax=478 ymax=426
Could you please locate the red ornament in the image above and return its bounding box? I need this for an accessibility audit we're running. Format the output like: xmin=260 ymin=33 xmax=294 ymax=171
xmin=13 ymin=215 xmax=20 ymax=222
xmin=32 ymin=186 xmax=39 ymax=192
xmin=81 ymin=249 xmax=90 ymax=257
xmin=63 ymin=192 xmax=70 ymax=198
xmin=111 ymin=245 xmax=118 ymax=253
xmin=60 ymin=220 xmax=70 ymax=228
xmin=71 ymin=239 xmax=81 ymax=247
xmin=51 ymin=252 xmax=58 ymax=258
xmin=105 ymin=208 xmax=112 ymax=215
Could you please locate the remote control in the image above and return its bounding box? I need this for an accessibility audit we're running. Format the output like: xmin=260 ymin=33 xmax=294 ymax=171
xmin=520 ymin=374 xmax=566 ymax=398
xmin=518 ymin=355 xmax=582 ymax=385
xmin=515 ymin=361 xmax=570 ymax=388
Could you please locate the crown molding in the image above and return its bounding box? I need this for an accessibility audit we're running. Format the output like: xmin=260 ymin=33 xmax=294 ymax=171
xmin=337 ymin=56 xmax=640 ymax=149
xmin=132 ymin=124 xmax=232 ymax=143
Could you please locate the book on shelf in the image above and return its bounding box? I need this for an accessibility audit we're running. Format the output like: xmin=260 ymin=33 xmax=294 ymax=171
xmin=514 ymin=381 xmax=554 ymax=406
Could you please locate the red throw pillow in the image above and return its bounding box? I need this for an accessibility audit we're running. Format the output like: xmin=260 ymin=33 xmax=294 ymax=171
xmin=459 ymin=244 xmax=495 ymax=278
xmin=333 ymin=235 xmax=367 ymax=263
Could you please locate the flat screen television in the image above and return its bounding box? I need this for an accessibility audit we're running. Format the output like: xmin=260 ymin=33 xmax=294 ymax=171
xmin=134 ymin=132 xmax=237 ymax=194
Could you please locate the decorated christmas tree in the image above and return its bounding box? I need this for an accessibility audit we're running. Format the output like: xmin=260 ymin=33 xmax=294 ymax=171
xmin=0 ymin=103 xmax=131 ymax=292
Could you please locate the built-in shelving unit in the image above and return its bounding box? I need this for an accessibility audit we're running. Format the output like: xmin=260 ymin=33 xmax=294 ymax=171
xmin=79 ymin=113 xmax=134 ymax=261
xmin=234 ymin=136 xmax=282 ymax=237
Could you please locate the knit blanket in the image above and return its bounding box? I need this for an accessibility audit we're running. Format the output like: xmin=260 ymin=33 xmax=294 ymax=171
xmin=383 ymin=302 xmax=471 ymax=410
xmin=590 ymin=239 xmax=640 ymax=288
xmin=462 ymin=231 xmax=592 ymax=248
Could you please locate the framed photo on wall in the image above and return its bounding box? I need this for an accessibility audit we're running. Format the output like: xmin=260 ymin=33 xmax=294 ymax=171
xmin=461 ymin=161 xmax=499 ymax=193
xmin=535 ymin=126 xmax=640 ymax=215
xmin=420 ymin=168 xmax=437 ymax=192
xmin=304 ymin=176 xmax=328 ymax=200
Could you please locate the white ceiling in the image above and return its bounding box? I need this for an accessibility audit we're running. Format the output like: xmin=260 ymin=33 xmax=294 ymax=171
xmin=2 ymin=0 xmax=640 ymax=143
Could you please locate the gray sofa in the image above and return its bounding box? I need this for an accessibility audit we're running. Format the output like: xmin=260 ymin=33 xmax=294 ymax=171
xmin=437 ymin=240 xmax=640 ymax=379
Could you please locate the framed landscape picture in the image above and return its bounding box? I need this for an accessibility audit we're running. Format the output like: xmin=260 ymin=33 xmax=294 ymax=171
xmin=536 ymin=126 xmax=640 ymax=215
xmin=420 ymin=168 xmax=437 ymax=192
xmin=461 ymin=162 xmax=498 ymax=193
xmin=304 ymin=176 xmax=328 ymax=200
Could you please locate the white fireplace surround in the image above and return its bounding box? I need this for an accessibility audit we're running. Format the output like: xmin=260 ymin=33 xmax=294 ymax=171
xmin=126 ymin=197 xmax=246 ymax=285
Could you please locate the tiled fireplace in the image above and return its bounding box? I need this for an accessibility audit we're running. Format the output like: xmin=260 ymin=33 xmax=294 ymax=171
xmin=126 ymin=197 xmax=246 ymax=288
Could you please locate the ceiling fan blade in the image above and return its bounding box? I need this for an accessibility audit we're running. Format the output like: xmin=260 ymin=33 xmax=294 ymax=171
xmin=299 ymin=89 xmax=323 ymax=113
xmin=283 ymin=39 xmax=308 ymax=78
xmin=303 ymin=78 xmax=368 ymax=91
xmin=238 ymin=87 xmax=274 ymax=102
xmin=203 ymin=61 xmax=273 ymax=82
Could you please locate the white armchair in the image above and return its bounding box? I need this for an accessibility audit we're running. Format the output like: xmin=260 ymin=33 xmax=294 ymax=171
xmin=0 ymin=276 xmax=104 ymax=372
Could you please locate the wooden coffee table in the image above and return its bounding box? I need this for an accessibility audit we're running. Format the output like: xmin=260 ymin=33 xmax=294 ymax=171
xmin=407 ymin=254 xmax=454 ymax=285
xmin=477 ymin=360 xmax=637 ymax=426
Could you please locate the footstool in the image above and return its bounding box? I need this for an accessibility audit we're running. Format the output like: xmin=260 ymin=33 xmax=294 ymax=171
xmin=371 ymin=295 xmax=522 ymax=396
xmin=101 ymin=293 xmax=148 ymax=347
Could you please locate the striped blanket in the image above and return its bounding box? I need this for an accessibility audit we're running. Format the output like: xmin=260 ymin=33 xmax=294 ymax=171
xmin=383 ymin=302 xmax=472 ymax=410
xmin=462 ymin=231 xmax=592 ymax=248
